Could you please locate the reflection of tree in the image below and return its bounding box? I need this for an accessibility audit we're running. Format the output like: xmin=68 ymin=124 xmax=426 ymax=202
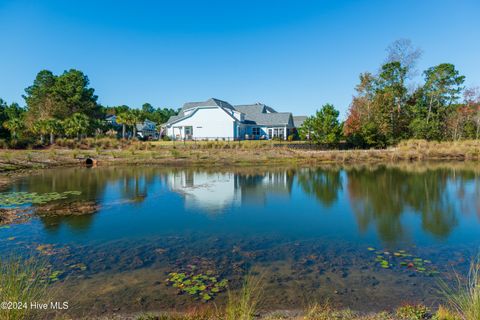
xmin=120 ymin=174 xmax=148 ymax=204
xmin=347 ymin=166 xmax=465 ymax=242
xmin=236 ymin=171 xmax=294 ymax=205
xmin=40 ymin=214 xmax=96 ymax=234
xmin=20 ymin=167 xmax=158 ymax=232
xmin=297 ymin=168 xmax=343 ymax=207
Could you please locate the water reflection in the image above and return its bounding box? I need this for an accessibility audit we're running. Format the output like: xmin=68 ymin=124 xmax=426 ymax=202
xmin=346 ymin=166 xmax=467 ymax=241
xmin=167 ymin=171 xmax=240 ymax=211
xmin=297 ymin=168 xmax=343 ymax=206
xmin=6 ymin=164 xmax=480 ymax=243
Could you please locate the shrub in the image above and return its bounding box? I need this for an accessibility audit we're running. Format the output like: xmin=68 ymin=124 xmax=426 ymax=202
xmin=396 ymin=304 xmax=431 ymax=320
xmin=435 ymin=305 xmax=460 ymax=320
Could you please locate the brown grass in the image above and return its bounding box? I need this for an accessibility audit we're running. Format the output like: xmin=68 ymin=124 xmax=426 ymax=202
xmin=0 ymin=139 xmax=479 ymax=173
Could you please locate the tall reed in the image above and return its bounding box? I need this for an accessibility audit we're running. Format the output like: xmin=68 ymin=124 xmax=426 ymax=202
xmin=0 ymin=257 xmax=51 ymax=320
xmin=439 ymin=256 xmax=480 ymax=320
xmin=224 ymin=273 xmax=263 ymax=320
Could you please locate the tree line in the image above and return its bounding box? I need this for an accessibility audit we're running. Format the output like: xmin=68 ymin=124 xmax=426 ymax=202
xmin=299 ymin=39 xmax=480 ymax=147
xmin=0 ymin=69 xmax=177 ymax=146
xmin=1 ymin=39 xmax=479 ymax=148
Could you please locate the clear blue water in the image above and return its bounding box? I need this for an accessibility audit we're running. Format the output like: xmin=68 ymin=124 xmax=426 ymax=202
xmin=1 ymin=165 xmax=479 ymax=314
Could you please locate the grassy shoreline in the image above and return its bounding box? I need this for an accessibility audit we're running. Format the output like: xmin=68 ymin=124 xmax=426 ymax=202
xmin=0 ymin=139 xmax=478 ymax=173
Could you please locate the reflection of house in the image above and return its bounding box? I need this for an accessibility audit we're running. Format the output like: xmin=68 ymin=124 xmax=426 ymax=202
xmin=237 ymin=172 xmax=293 ymax=205
xmin=136 ymin=119 xmax=157 ymax=139
xmin=167 ymin=171 xmax=240 ymax=212
xmin=167 ymin=170 xmax=292 ymax=212
xmin=165 ymin=98 xmax=306 ymax=140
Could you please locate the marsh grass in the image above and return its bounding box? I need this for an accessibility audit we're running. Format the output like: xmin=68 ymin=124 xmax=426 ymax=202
xmin=224 ymin=273 xmax=264 ymax=320
xmin=439 ymin=256 xmax=480 ymax=320
xmin=0 ymin=257 xmax=53 ymax=320
xmin=304 ymin=301 xmax=355 ymax=320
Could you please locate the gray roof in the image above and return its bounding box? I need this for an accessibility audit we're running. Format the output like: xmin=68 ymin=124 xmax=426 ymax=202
xmin=136 ymin=119 xmax=156 ymax=131
xmin=245 ymin=112 xmax=293 ymax=126
xmin=165 ymin=115 xmax=181 ymax=124
xmin=234 ymin=103 xmax=277 ymax=115
xmin=181 ymin=98 xmax=234 ymax=112
xmin=293 ymin=116 xmax=308 ymax=128
xmin=166 ymin=98 xmax=235 ymax=125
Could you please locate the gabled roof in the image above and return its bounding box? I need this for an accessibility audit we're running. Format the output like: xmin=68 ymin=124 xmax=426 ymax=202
xmin=293 ymin=116 xmax=308 ymax=128
xmin=166 ymin=98 xmax=236 ymax=125
xmin=181 ymin=98 xmax=234 ymax=112
xmin=234 ymin=103 xmax=277 ymax=115
xmin=245 ymin=112 xmax=293 ymax=126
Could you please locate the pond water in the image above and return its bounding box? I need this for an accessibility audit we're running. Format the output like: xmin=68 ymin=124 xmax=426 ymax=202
xmin=1 ymin=164 xmax=480 ymax=315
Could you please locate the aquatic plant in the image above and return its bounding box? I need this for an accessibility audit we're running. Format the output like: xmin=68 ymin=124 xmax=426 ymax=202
xmin=0 ymin=191 xmax=81 ymax=207
xmin=439 ymin=256 xmax=480 ymax=320
xmin=368 ymin=247 xmax=438 ymax=275
xmin=225 ymin=273 xmax=263 ymax=320
xmin=166 ymin=270 xmax=228 ymax=301
xmin=0 ymin=257 xmax=52 ymax=320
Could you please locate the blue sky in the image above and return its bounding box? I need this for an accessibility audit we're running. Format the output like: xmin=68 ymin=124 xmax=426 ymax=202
xmin=0 ymin=0 xmax=479 ymax=119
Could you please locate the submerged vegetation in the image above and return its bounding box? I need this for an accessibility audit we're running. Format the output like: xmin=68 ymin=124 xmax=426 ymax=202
xmin=166 ymin=269 xmax=228 ymax=302
xmin=0 ymin=191 xmax=81 ymax=207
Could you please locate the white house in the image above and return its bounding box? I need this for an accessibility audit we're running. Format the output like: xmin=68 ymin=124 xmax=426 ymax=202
xmin=164 ymin=98 xmax=302 ymax=140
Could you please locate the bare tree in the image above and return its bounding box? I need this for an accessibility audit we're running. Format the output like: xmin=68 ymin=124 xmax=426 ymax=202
xmin=464 ymin=87 xmax=480 ymax=139
xmin=385 ymin=38 xmax=423 ymax=79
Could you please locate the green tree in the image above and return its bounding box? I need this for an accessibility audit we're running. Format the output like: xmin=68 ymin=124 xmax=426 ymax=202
xmin=52 ymin=69 xmax=100 ymax=118
xmin=116 ymin=112 xmax=135 ymax=139
xmin=376 ymin=61 xmax=409 ymax=144
xmin=44 ymin=119 xmax=62 ymax=144
xmin=32 ymin=120 xmax=49 ymax=144
xmin=409 ymin=64 xmax=465 ymax=140
xmin=0 ymin=99 xmax=9 ymax=138
xmin=300 ymin=104 xmax=342 ymax=145
xmin=23 ymin=70 xmax=57 ymax=128
xmin=423 ymin=63 xmax=465 ymax=124
xmin=141 ymin=103 xmax=154 ymax=116
xmin=63 ymin=113 xmax=90 ymax=140
xmin=130 ymin=110 xmax=141 ymax=138
xmin=3 ymin=116 xmax=24 ymax=141
xmin=24 ymin=69 xmax=100 ymax=130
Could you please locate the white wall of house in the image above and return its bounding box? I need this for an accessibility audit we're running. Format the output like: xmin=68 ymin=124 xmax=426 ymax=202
xmin=167 ymin=107 xmax=237 ymax=140
xmin=167 ymin=171 xmax=240 ymax=212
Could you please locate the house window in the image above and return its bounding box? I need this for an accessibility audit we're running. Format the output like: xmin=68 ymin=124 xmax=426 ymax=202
xmin=252 ymin=127 xmax=260 ymax=136
xmin=268 ymin=128 xmax=273 ymax=139
xmin=273 ymin=128 xmax=284 ymax=139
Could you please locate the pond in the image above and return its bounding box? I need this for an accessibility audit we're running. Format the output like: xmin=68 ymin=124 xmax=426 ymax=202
xmin=0 ymin=164 xmax=479 ymax=315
